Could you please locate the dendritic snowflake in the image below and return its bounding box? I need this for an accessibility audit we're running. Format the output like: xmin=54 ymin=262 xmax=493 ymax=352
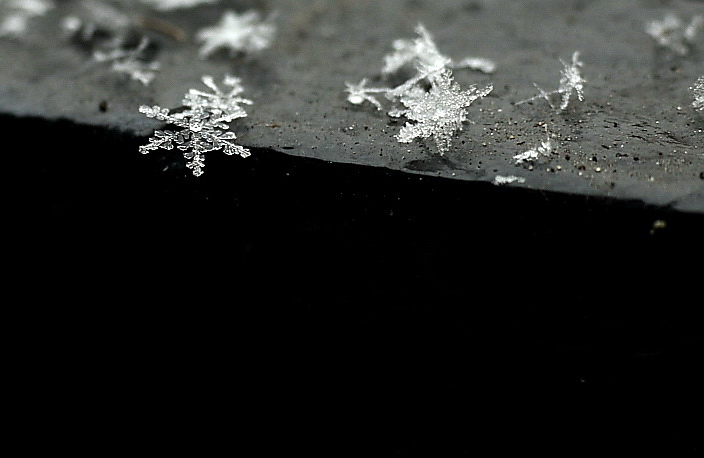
xmin=196 ymin=9 xmax=276 ymax=59
xmin=645 ymin=13 xmax=703 ymax=56
xmin=139 ymin=75 xmax=252 ymax=176
xmin=345 ymin=23 xmax=494 ymax=154
xmin=93 ymin=37 xmax=160 ymax=85
xmin=516 ymin=51 xmax=586 ymax=112
xmin=0 ymin=0 xmax=54 ymax=38
xmin=692 ymin=75 xmax=704 ymax=111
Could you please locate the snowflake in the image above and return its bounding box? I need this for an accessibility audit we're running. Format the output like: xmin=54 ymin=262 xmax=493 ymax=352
xmin=139 ymin=0 xmax=219 ymax=11
xmin=516 ymin=51 xmax=586 ymax=111
xmin=646 ymin=13 xmax=703 ymax=56
xmin=0 ymin=0 xmax=54 ymax=38
xmin=139 ymin=75 xmax=252 ymax=176
xmin=196 ymin=9 xmax=276 ymax=59
xmin=345 ymin=23 xmax=494 ymax=154
xmin=395 ymin=69 xmax=493 ymax=153
xmin=692 ymin=75 xmax=704 ymax=111
xmin=513 ymin=126 xmax=554 ymax=164
xmin=93 ymin=37 xmax=160 ymax=85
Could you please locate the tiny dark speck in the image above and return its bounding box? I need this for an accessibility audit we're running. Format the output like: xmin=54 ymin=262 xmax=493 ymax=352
xmin=99 ymin=100 xmax=108 ymax=112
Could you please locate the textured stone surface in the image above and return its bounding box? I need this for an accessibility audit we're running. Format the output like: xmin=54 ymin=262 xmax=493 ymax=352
xmin=2 ymin=0 xmax=703 ymax=212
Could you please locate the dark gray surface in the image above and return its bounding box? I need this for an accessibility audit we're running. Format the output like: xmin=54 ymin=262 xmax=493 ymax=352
xmin=2 ymin=0 xmax=703 ymax=212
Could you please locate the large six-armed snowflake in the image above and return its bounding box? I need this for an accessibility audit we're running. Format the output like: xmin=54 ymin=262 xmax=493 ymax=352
xmin=139 ymin=75 xmax=252 ymax=176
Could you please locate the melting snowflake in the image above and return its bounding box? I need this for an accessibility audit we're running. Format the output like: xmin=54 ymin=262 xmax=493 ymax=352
xmin=93 ymin=37 xmax=160 ymax=85
xmin=691 ymin=75 xmax=704 ymax=111
xmin=196 ymin=9 xmax=276 ymax=59
xmin=514 ymin=126 xmax=554 ymax=164
xmin=139 ymin=75 xmax=252 ymax=176
xmin=493 ymin=175 xmax=526 ymax=185
xmin=345 ymin=23 xmax=493 ymax=154
xmin=516 ymin=51 xmax=586 ymax=112
xmin=646 ymin=13 xmax=703 ymax=56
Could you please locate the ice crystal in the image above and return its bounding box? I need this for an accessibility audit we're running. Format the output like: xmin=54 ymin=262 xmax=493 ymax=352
xmin=0 ymin=0 xmax=54 ymax=38
xmin=516 ymin=51 xmax=586 ymax=111
xmin=345 ymin=23 xmax=493 ymax=154
xmin=692 ymin=75 xmax=704 ymax=111
xmin=139 ymin=0 xmax=219 ymax=11
xmin=646 ymin=13 xmax=703 ymax=56
xmin=139 ymin=75 xmax=252 ymax=176
xmin=93 ymin=37 xmax=160 ymax=85
xmin=196 ymin=9 xmax=276 ymax=59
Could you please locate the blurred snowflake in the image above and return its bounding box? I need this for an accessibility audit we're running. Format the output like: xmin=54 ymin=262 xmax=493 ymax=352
xmin=0 ymin=0 xmax=54 ymax=38
xmin=93 ymin=37 xmax=160 ymax=85
xmin=196 ymin=9 xmax=276 ymax=59
xmin=139 ymin=75 xmax=252 ymax=176
xmin=646 ymin=13 xmax=703 ymax=56
xmin=139 ymin=0 xmax=219 ymax=11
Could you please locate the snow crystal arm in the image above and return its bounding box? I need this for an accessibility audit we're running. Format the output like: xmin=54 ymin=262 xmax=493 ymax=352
xmin=345 ymin=79 xmax=391 ymax=110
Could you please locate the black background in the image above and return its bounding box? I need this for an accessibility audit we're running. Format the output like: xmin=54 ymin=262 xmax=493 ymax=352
xmin=15 ymin=116 xmax=703 ymax=456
